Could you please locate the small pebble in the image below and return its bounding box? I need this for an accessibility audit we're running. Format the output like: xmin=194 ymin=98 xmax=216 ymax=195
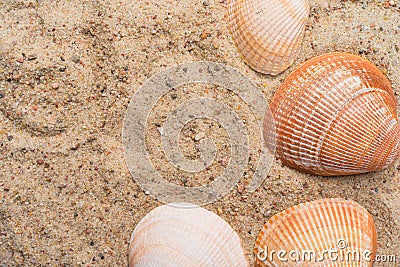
xmin=72 ymin=55 xmax=80 ymax=63
xmin=194 ymin=132 xmax=205 ymax=141
xmin=7 ymin=135 xmax=13 ymax=141
xmin=52 ymin=83 xmax=59 ymax=89
xmin=237 ymin=184 xmax=244 ymax=193
xmin=203 ymin=0 xmax=209 ymax=6
xmin=180 ymin=177 xmax=188 ymax=185
xmin=200 ymin=31 xmax=209 ymax=39
xmin=27 ymin=54 xmax=37 ymax=60
xmin=0 ymin=92 xmax=4 ymax=99
xmin=96 ymin=61 xmax=104 ymax=68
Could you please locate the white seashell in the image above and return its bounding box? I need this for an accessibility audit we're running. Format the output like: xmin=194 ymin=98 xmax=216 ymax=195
xmin=227 ymin=0 xmax=310 ymax=75
xmin=129 ymin=203 xmax=249 ymax=267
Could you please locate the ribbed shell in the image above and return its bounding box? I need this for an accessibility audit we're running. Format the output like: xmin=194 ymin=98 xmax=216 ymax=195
xmin=129 ymin=204 xmax=248 ymax=267
xmin=227 ymin=0 xmax=310 ymax=75
xmin=254 ymin=198 xmax=377 ymax=267
xmin=270 ymin=52 xmax=400 ymax=176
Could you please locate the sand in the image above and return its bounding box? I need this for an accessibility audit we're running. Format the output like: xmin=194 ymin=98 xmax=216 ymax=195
xmin=0 ymin=0 xmax=399 ymax=266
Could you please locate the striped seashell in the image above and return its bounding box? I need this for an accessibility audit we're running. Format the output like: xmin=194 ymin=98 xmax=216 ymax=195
xmin=270 ymin=52 xmax=400 ymax=176
xmin=254 ymin=198 xmax=377 ymax=267
xmin=227 ymin=0 xmax=310 ymax=75
xmin=129 ymin=203 xmax=249 ymax=267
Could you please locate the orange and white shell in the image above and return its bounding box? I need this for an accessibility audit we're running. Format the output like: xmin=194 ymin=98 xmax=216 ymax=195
xmin=270 ymin=52 xmax=400 ymax=176
xmin=254 ymin=198 xmax=377 ymax=267
xmin=129 ymin=203 xmax=249 ymax=267
xmin=227 ymin=0 xmax=310 ymax=75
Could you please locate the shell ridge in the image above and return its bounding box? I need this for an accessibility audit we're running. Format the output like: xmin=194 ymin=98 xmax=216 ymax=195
xmin=228 ymin=0 xmax=310 ymax=74
xmin=316 ymin=87 xmax=394 ymax=172
xmin=129 ymin=205 xmax=248 ymax=267
xmin=310 ymin=203 xmax=330 ymax=253
xmin=295 ymin=69 xmax=360 ymax=164
xmin=254 ymin=199 xmax=377 ymax=266
xmin=267 ymin=2 xmax=309 ymax=74
xmin=320 ymin=91 xmax=398 ymax=171
xmin=373 ymin=122 xmax=400 ymax=169
xmin=133 ymin=244 xmax=198 ymax=266
xmin=239 ymin=1 xmax=295 ymax=71
xmin=276 ymin=62 xmax=353 ymax=161
xmin=318 ymin=95 xmax=382 ymax=168
xmin=318 ymin=200 xmax=338 ymax=263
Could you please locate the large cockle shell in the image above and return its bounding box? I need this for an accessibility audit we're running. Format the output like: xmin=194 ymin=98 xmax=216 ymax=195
xmin=129 ymin=204 xmax=248 ymax=267
xmin=227 ymin=0 xmax=310 ymax=75
xmin=270 ymin=52 xmax=400 ymax=175
xmin=254 ymin=198 xmax=377 ymax=266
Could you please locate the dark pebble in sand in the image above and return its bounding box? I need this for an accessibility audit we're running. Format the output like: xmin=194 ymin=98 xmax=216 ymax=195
xmin=0 ymin=92 xmax=4 ymax=99
xmin=7 ymin=135 xmax=13 ymax=141
xmin=27 ymin=54 xmax=37 ymax=60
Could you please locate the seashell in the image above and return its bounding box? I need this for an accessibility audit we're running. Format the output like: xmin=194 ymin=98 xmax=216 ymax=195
xmin=270 ymin=52 xmax=400 ymax=176
xmin=129 ymin=203 xmax=248 ymax=267
xmin=227 ymin=0 xmax=310 ymax=75
xmin=254 ymin=198 xmax=377 ymax=266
